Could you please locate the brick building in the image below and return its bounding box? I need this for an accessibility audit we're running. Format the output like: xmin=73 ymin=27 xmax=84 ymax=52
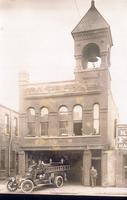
xmin=115 ymin=124 xmax=127 ymax=186
xmin=0 ymin=104 xmax=19 ymax=179
xmin=18 ymin=1 xmax=119 ymax=186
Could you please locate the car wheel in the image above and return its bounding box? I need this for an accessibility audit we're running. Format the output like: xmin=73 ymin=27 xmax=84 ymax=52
xmin=54 ymin=176 xmax=63 ymax=188
xmin=21 ymin=180 xmax=34 ymax=193
xmin=7 ymin=181 xmax=18 ymax=192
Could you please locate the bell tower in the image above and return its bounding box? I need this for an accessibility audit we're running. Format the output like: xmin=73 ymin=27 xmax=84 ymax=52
xmin=72 ymin=0 xmax=113 ymax=81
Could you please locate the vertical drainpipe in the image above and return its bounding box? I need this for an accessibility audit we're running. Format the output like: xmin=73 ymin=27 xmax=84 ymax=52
xmin=8 ymin=110 xmax=12 ymax=177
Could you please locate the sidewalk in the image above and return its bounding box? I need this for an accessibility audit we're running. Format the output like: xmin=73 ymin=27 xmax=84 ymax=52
xmin=0 ymin=181 xmax=126 ymax=196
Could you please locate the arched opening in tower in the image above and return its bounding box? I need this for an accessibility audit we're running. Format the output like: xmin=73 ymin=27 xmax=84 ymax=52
xmin=82 ymin=43 xmax=101 ymax=69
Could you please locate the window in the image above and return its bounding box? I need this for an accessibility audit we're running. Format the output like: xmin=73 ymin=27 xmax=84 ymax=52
xmin=27 ymin=107 xmax=35 ymax=116
xmin=41 ymin=122 xmax=48 ymax=136
xmin=27 ymin=122 xmax=35 ymax=136
xmin=73 ymin=105 xmax=82 ymax=136
xmin=27 ymin=107 xmax=36 ymax=136
xmin=41 ymin=107 xmax=48 ymax=121
xmin=5 ymin=114 xmax=10 ymax=134
xmin=11 ymin=151 xmax=15 ymax=169
xmin=41 ymin=107 xmax=48 ymax=117
xmin=93 ymin=104 xmax=100 ymax=134
xmin=59 ymin=106 xmax=68 ymax=136
xmin=14 ymin=117 xmax=18 ymax=136
xmin=40 ymin=107 xmax=48 ymax=136
xmin=1 ymin=150 xmax=5 ymax=169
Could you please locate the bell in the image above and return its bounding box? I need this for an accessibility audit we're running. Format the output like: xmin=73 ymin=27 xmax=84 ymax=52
xmin=88 ymin=55 xmax=98 ymax=63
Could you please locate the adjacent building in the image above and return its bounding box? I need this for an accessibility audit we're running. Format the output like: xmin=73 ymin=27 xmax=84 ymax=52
xmin=116 ymin=124 xmax=127 ymax=186
xmin=0 ymin=105 xmax=19 ymax=179
xmin=18 ymin=1 xmax=118 ymax=186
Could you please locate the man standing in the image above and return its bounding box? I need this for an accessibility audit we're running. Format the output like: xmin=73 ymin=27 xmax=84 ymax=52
xmin=90 ymin=166 xmax=98 ymax=187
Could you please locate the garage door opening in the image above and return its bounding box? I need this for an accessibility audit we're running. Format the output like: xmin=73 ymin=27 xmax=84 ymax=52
xmin=26 ymin=150 xmax=83 ymax=184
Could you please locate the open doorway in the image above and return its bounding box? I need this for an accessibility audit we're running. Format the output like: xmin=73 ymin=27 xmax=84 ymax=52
xmin=91 ymin=159 xmax=101 ymax=186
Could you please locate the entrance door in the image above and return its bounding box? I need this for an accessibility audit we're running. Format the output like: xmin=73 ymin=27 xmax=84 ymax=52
xmin=92 ymin=159 xmax=101 ymax=186
xmin=123 ymin=155 xmax=127 ymax=186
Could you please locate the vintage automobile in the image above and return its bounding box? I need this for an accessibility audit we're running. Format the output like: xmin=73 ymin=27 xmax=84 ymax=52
xmin=7 ymin=175 xmax=24 ymax=192
xmin=19 ymin=161 xmax=70 ymax=193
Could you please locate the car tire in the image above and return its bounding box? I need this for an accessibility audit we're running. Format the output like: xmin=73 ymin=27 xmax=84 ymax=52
xmin=21 ymin=179 xmax=34 ymax=193
xmin=54 ymin=176 xmax=63 ymax=188
xmin=7 ymin=181 xmax=18 ymax=192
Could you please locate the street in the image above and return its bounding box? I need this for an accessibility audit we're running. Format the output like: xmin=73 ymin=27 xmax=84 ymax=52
xmin=0 ymin=181 xmax=127 ymax=196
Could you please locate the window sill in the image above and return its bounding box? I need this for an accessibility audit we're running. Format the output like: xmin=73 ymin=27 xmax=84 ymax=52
xmin=24 ymin=135 xmax=101 ymax=139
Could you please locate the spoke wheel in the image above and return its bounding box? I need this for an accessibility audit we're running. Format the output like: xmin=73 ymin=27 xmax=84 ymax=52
xmin=7 ymin=181 xmax=18 ymax=192
xmin=54 ymin=176 xmax=63 ymax=188
xmin=21 ymin=180 xmax=34 ymax=193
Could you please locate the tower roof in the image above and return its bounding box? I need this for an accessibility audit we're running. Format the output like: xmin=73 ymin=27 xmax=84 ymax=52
xmin=72 ymin=1 xmax=110 ymax=34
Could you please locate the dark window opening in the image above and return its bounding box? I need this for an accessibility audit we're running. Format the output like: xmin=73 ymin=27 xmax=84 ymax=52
xmin=74 ymin=122 xmax=82 ymax=136
xmin=14 ymin=118 xmax=18 ymax=136
xmin=11 ymin=151 xmax=15 ymax=169
xmin=125 ymin=169 xmax=127 ymax=179
xmin=1 ymin=150 xmax=5 ymax=169
xmin=91 ymin=150 xmax=101 ymax=157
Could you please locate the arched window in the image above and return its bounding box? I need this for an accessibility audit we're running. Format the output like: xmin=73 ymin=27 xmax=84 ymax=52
xmin=59 ymin=106 xmax=68 ymax=136
xmin=73 ymin=105 xmax=83 ymax=136
xmin=5 ymin=114 xmax=10 ymax=134
xmin=41 ymin=107 xmax=48 ymax=118
xmin=14 ymin=117 xmax=18 ymax=136
xmin=27 ymin=107 xmax=35 ymax=116
xmin=27 ymin=107 xmax=35 ymax=136
xmin=93 ymin=104 xmax=100 ymax=134
xmin=40 ymin=107 xmax=48 ymax=136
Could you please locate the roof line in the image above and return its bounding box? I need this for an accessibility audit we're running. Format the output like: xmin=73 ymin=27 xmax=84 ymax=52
xmin=72 ymin=2 xmax=110 ymax=34
xmin=0 ymin=104 xmax=19 ymax=114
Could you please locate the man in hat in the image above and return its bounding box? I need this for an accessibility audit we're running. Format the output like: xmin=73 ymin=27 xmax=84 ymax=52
xmin=90 ymin=166 xmax=98 ymax=187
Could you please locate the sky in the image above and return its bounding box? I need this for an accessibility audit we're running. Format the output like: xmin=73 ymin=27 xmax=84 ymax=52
xmin=0 ymin=0 xmax=127 ymax=123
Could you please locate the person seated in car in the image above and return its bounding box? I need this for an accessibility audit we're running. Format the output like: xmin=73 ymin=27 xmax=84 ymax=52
xmin=49 ymin=158 xmax=53 ymax=164
xmin=37 ymin=160 xmax=43 ymax=173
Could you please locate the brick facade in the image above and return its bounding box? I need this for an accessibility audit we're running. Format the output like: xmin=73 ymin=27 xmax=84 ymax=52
xmin=0 ymin=105 xmax=19 ymax=179
xmin=18 ymin=1 xmax=118 ymax=186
